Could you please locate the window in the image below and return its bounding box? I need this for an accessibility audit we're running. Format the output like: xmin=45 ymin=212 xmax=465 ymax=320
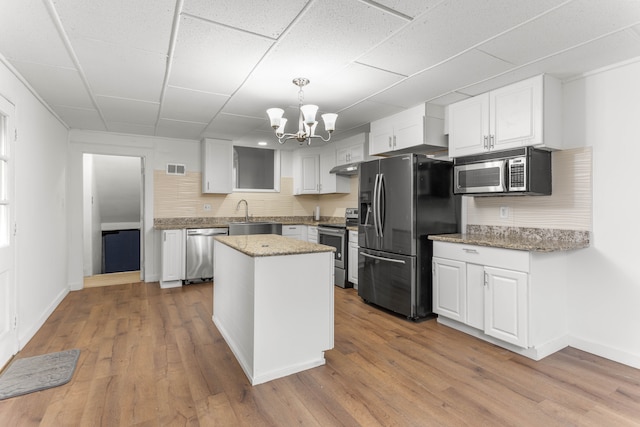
xmin=233 ymin=146 xmax=280 ymax=191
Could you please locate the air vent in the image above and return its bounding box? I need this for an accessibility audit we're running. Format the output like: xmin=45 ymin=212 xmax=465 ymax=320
xmin=166 ymin=163 xmax=186 ymax=175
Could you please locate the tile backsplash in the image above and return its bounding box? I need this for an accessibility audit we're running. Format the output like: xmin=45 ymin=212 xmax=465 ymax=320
xmin=466 ymin=146 xmax=592 ymax=231
xmin=154 ymin=172 xmax=358 ymax=219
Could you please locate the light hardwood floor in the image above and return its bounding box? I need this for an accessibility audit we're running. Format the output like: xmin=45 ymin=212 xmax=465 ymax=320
xmin=1 ymin=282 xmax=639 ymax=426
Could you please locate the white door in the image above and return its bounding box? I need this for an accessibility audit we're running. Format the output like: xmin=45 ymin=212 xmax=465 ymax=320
xmin=0 ymin=95 xmax=17 ymax=368
xmin=432 ymin=257 xmax=466 ymax=323
xmin=448 ymin=94 xmax=490 ymax=157
xmin=484 ymin=266 xmax=528 ymax=348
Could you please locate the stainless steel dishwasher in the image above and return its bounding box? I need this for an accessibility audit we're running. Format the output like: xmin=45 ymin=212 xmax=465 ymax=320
xmin=185 ymin=228 xmax=228 ymax=283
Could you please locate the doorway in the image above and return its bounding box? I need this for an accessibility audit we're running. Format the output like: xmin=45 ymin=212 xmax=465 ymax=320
xmin=82 ymin=154 xmax=144 ymax=288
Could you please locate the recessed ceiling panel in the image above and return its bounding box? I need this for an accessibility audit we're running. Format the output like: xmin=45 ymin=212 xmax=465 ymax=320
xmin=97 ymin=96 xmax=160 ymax=126
xmin=72 ymin=38 xmax=166 ymax=103
xmin=372 ymin=0 xmax=446 ymax=18
xmin=155 ymin=118 xmax=208 ymax=139
xmin=182 ymin=0 xmax=308 ymax=39
xmin=250 ymin=0 xmax=407 ymax=87
xmin=368 ymin=49 xmax=513 ymax=107
xmin=332 ymin=100 xmax=406 ymax=132
xmin=107 ymin=122 xmax=156 ymax=136
xmin=52 ymin=0 xmax=175 ymax=54
xmin=169 ymin=15 xmax=274 ymax=95
xmin=9 ymin=61 xmax=94 ymax=109
xmin=162 ymin=86 xmax=229 ymax=123
xmin=358 ymin=0 xmax=569 ymax=76
xmin=203 ymin=113 xmax=267 ymax=141
xmin=54 ymin=106 xmax=106 ymax=131
xmin=479 ymin=0 xmax=640 ymax=66
xmin=0 ymin=0 xmax=74 ymax=68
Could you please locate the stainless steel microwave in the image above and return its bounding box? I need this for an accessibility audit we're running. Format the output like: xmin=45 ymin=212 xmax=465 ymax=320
xmin=453 ymin=147 xmax=552 ymax=196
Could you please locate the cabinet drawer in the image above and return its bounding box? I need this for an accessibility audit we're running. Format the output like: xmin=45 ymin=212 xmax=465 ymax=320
xmin=433 ymin=241 xmax=529 ymax=272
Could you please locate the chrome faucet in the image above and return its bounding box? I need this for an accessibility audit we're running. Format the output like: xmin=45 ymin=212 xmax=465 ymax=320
xmin=236 ymin=199 xmax=249 ymax=222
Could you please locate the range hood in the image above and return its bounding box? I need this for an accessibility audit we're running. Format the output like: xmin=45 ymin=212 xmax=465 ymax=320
xmin=329 ymin=162 xmax=360 ymax=176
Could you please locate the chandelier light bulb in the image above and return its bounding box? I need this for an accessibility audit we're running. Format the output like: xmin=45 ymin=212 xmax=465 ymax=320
xmin=266 ymin=108 xmax=284 ymax=129
xmin=300 ymin=104 xmax=319 ymax=126
xmin=321 ymin=113 xmax=338 ymax=132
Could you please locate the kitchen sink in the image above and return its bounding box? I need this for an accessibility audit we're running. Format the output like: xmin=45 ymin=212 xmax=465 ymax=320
xmin=228 ymin=221 xmax=282 ymax=236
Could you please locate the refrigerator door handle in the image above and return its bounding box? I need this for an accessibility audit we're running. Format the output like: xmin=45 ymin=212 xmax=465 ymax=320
xmin=373 ymin=173 xmax=380 ymax=237
xmin=378 ymin=173 xmax=385 ymax=238
xmin=361 ymin=252 xmax=406 ymax=264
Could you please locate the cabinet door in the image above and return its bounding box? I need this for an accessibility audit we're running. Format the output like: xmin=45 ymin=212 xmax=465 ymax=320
xmin=432 ymin=257 xmax=466 ymax=323
xmin=484 ymin=266 xmax=528 ymax=348
xmin=490 ymin=75 xmax=542 ymax=150
xmin=307 ymin=226 xmax=318 ymax=243
xmin=161 ymin=229 xmax=183 ymax=281
xmin=295 ymin=152 xmax=320 ymax=194
xmin=448 ymin=94 xmax=490 ymax=157
xmin=348 ymin=241 xmax=358 ymax=285
xmin=393 ymin=106 xmax=424 ymax=151
xmin=369 ymin=116 xmax=394 ymax=155
xmin=201 ymin=139 xmax=233 ymax=194
xmin=466 ymin=263 xmax=485 ymax=330
xmin=319 ymin=146 xmax=347 ymax=194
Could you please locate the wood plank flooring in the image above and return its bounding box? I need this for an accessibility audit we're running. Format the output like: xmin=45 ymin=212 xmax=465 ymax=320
xmin=1 ymin=281 xmax=639 ymax=426
xmin=83 ymin=271 xmax=142 ymax=288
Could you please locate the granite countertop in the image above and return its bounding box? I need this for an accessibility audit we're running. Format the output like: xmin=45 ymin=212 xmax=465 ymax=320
xmin=215 ymin=234 xmax=336 ymax=257
xmin=429 ymin=226 xmax=590 ymax=253
xmin=154 ymin=216 xmax=344 ymax=230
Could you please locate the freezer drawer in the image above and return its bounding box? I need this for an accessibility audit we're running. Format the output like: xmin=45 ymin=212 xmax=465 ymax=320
xmin=358 ymin=248 xmax=416 ymax=318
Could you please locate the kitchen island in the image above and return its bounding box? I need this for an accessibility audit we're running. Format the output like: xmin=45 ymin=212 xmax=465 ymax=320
xmin=212 ymin=234 xmax=335 ymax=385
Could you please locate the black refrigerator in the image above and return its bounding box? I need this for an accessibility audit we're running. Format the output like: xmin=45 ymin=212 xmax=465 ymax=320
xmin=358 ymin=154 xmax=460 ymax=320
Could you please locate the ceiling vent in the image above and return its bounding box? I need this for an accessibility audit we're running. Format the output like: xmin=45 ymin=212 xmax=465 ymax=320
xmin=166 ymin=163 xmax=186 ymax=176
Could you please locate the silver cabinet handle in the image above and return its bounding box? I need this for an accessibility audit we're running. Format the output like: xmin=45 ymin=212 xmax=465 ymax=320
xmin=388 ymin=136 xmax=392 ymax=148
xmin=490 ymin=134 xmax=495 ymax=149
xmin=483 ymin=136 xmax=488 ymax=149
xmin=463 ymin=248 xmax=479 ymax=254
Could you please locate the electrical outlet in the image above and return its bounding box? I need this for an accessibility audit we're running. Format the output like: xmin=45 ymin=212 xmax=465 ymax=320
xmin=204 ymin=204 xmax=212 ymax=211
xmin=499 ymin=206 xmax=509 ymax=219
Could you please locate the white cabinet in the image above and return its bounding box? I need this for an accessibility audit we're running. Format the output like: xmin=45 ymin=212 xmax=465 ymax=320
xmin=369 ymin=104 xmax=447 ymax=156
xmin=160 ymin=229 xmax=185 ymax=288
xmin=484 ymin=266 xmax=528 ymax=347
xmin=348 ymin=230 xmax=358 ymax=287
xmin=307 ymin=226 xmax=318 ymax=244
xmin=336 ymin=134 xmax=366 ymax=165
xmin=201 ymin=138 xmax=233 ymax=194
xmin=447 ymin=74 xmax=562 ymax=158
xmin=282 ymin=225 xmax=308 ymax=241
xmin=432 ymin=241 xmax=568 ymax=360
xmin=293 ymin=147 xmax=350 ymax=195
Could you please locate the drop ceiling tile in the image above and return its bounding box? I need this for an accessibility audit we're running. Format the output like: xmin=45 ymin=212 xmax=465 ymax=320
xmin=479 ymin=0 xmax=640 ymax=66
xmin=459 ymin=30 xmax=640 ymax=97
xmin=54 ymin=106 xmax=106 ymax=131
xmin=203 ymin=113 xmax=266 ymax=141
xmin=168 ymin=15 xmax=274 ymax=94
xmin=372 ymin=0 xmax=445 ymax=18
xmin=0 ymin=0 xmax=74 ymax=68
xmin=358 ymin=0 xmax=569 ymax=76
xmin=52 ymin=0 xmax=175 ymax=54
xmin=155 ymin=118 xmax=208 ymax=139
xmin=368 ymin=49 xmax=513 ymax=107
xmin=72 ymin=38 xmax=166 ymax=102
xmin=182 ymin=0 xmax=308 ymax=39
xmin=96 ymin=96 xmax=160 ymax=126
xmin=429 ymin=92 xmax=471 ymax=106
xmin=249 ymin=0 xmax=407 ymax=86
xmin=107 ymin=122 xmax=156 ymax=136
xmin=332 ymin=100 xmax=406 ymax=131
xmin=161 ymin=86 xmax=229 ymax=123
xmin=9 ymin=61 xmax=94 ymax=108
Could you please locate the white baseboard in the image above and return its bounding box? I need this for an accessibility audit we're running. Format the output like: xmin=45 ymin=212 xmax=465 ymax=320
xmin=569 ymin=336 xmax=640 ymax=369
xmin=18 ymin=286 xmax=70 ymax=350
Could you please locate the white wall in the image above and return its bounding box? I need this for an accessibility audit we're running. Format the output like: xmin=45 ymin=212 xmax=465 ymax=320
xmin=0 ymin=59 xmax=70 ymax=348
xmin=563 ymin=58 xmax=640 ymax=368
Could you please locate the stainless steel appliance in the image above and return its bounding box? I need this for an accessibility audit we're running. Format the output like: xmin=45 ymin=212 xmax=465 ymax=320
xmin=185 ymin=228 xmax=228 ymax=283
xmin=453 ymin=147 xmax=551 ymax=196
xmin=358 ymin=154 xmax=460 ymax=320
xmin=318 ymin=208 xmax=358 ymax=288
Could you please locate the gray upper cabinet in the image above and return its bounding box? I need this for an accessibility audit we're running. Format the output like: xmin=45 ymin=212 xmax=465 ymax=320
xmin=201 ymin=138 xmax=233 ymax=194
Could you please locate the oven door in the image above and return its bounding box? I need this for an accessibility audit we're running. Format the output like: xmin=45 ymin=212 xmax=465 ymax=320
xmin=318 ymin=227 xmax=346 ymax=269
xmin=454 ymin=160 xmax=507 ymax=194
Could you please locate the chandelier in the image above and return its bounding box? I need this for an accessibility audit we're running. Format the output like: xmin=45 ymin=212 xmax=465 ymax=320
xmin=266 ymin=78 xmax=338 ymax=145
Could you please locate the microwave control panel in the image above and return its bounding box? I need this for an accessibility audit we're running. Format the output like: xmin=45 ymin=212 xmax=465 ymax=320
xmin=508 ymin=157 xmax=526 ymax=190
